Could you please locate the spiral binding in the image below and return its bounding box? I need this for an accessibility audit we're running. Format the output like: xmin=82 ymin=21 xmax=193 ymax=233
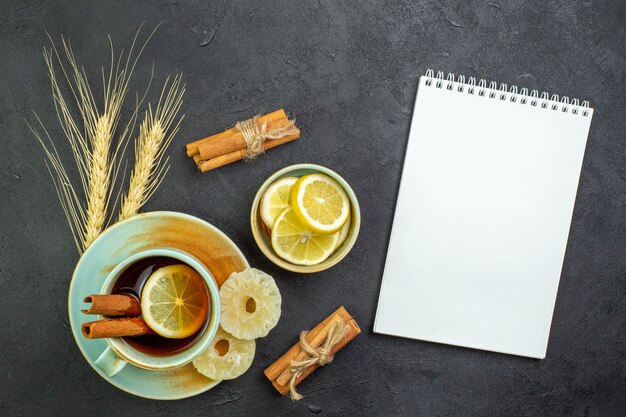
xmin=424 ymin=69 xmax=590 ymax=116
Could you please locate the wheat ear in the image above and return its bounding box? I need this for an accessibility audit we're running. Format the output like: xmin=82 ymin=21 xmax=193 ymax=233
xmin=118 ymin=75 xmax=185 ymax=221
xmin=32 ymin=25 xmax=157 ymax=253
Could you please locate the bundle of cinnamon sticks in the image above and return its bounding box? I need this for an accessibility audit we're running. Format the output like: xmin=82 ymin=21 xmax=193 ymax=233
xmin=185 ymin=109 xmax=300 ymax=173
xmin=264 ymin=306 xmax=361 ymax=398
xmin=81 ymin=294 xmax=155 ymax=339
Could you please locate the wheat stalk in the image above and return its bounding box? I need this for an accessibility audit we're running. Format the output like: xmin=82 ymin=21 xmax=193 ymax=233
xmin=119 ymin=75 xmax=185 ymax=221
xmin=83 ymin=113 xmax=113 ymax=246
xmin=31 ymin=25 xmax=161 ymax=253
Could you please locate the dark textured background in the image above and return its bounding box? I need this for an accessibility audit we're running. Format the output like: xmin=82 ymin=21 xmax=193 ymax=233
xmin=0 ymin=1 xmax=624 ymax=416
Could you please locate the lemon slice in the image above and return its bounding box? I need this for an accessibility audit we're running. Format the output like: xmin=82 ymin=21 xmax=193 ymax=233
xmin=271 ymin=208 xmax=339 ymax=265
xmin=291 ymin=174 xmax=350 ymax=234
xmin=335 ymin=215 xmax=351 ymax=250
xmin=141 ymin=264 xmax=209 ymax=339
xmin=260 ymin=176 xmax=298 ymax=228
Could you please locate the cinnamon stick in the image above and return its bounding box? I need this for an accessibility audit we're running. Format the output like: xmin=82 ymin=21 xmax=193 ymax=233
xmin=197 ymin=133 xmax=299 ymax=173
xmin=82 ymin=294 xmax=141 ymax=317
xmin=81 ymin=318 xmax=156 ymax=339
xmin=264 ymin=306 xmax=361 ymax=395
xmin=193 ymin=153 xmax=203 ymax=167
xmin=185 ymin=109 xmax=290 ymax=158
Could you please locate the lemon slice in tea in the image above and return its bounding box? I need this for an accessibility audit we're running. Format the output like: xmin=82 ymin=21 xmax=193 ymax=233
xmin=260 ymin=176 xmax=298 ymax=228
xmin=141 ymin=264 xmax=209 ymax=339
xmin=291 ymin=173 xmax=350 ymax=234
xmin=271 ymin=207 xmax=339 ymax=265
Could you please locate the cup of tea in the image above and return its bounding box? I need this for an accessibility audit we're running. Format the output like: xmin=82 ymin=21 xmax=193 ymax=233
xmin=92 ymin=248 xmax=220 ymax=377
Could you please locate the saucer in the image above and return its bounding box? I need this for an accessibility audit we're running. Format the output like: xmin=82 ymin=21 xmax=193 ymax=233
xmin=68 ymin=211 xmax=249 ymax=400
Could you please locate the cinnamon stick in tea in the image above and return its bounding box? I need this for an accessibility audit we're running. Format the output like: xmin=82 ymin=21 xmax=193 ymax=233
xmin=81 ymin=318 xmax=156 ymax=339
xmin=264 ymin=306 xmax=361 ymax=395
xmin=82 ymin=294 xmax=141 ymax=317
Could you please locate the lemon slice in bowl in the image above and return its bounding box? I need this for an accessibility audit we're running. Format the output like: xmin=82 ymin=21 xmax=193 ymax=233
xmin=335 ymin=215 xmax=351 ymax=250
xmin=260 ymin=176 xmax=298 ymax=228
xmin=141 ymin=264 xmax=209 ymax=339
xmin=291 ymin=173 xmax=350 ymax=234
xmin=271 ymin=208 xmax=339 ymax=265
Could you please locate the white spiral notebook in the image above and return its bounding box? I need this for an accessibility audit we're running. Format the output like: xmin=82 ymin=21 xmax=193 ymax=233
xmin=374 ymin=70 xmax=593 ymax=359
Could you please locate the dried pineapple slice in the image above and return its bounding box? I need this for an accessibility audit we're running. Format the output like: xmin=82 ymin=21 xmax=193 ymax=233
xmin=220 ymin=268 xmax=282 ymax=340
xmin=193 ymin=327 xmax=255 ymax=380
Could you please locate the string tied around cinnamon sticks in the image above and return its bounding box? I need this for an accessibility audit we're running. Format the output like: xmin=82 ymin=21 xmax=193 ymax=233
xmin=288 ymin=320 xmax=349 ymax=401
xmin=263 ymin=307 xmax=360 ymax=399
xmin=185 ymin=109 xmax=301 ymax=173
xmin=235 ymin=115 xmax=299 ymax=161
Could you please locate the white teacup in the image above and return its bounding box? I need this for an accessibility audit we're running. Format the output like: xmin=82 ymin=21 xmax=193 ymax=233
xmin=92 ymin=248 xmax=220 ymax=377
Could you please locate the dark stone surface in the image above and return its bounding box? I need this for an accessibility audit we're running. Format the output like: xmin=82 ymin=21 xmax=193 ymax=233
xmin=0 ymin=1 xmax=624 ymax=416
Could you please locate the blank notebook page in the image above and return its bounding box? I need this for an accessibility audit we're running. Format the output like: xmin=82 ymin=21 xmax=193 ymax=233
xmin=374 ymin=71 xmax=593 ymax=359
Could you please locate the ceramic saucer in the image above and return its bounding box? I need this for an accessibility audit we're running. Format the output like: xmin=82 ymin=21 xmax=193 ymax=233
xmin=68 ymin=211 xmax=249 ymax=400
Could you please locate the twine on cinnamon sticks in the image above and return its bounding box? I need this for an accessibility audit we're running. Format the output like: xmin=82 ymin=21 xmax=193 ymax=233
xmin=235 ymin=115 xmax=299 ymax=161
xmin=264 ymin=306 xmax=361 ymax=400
xmin=287 ymin=320 xmax=349 ymax=400
xmin=185 ymin=109 xmax=300 ymax=172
